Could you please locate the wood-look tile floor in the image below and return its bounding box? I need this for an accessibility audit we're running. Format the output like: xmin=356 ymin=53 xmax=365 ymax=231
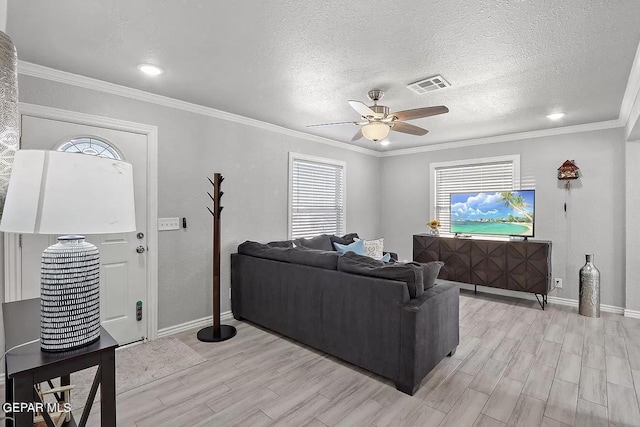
xmin=5 ymin=289 xmax=640 ymax=426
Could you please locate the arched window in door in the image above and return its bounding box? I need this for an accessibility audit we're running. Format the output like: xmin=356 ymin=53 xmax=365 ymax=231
xmin=57 ymin=137 xmax=122 ymax=160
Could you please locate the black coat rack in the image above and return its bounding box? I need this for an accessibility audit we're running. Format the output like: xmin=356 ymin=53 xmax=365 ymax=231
xmin=197 ymin=173 xmax=237 ymax=342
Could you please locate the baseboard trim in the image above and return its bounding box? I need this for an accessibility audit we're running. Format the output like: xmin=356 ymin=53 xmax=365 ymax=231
xmin=157 ymin=311 xmax=233 ymax=338
xmin=546 ymin=296 xmax=625 ymax=315
xmin=458 ymin=283 xmax=539 ymax=302
xmin=458 ymin=283 xmax=627 ymax=315
xmin=545 ymin=296 xmax=579 ymax=308
xmin=624 ymin=309 xmax=640 ymax=319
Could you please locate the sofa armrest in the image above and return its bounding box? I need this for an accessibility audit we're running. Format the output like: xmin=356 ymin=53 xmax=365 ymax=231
xmin=397 ymin=282 xmax=459 ymax=395
xmin=384 ymin=251 xmax=398 ymax=260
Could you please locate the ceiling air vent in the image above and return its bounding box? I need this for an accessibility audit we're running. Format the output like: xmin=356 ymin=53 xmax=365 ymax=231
xmin=407 ymin=75 xmax=450 ymax=95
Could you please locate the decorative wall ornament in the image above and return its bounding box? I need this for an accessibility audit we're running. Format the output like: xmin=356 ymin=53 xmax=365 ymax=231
xmin=557 ymin=159 xmax=579 ymax=189
xmin=0 ymin=31 xmax=19 ymax=217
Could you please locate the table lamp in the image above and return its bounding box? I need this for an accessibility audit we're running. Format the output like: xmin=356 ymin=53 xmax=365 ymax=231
xmin=0 ymin=150 xmax=136 ymax=352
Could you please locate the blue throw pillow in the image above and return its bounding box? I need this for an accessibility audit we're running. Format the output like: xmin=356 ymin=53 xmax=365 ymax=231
xmin=380 ymin=253 xmax=391 ymax=262
xmin=333 ymin=239 xmax=366 ymax=255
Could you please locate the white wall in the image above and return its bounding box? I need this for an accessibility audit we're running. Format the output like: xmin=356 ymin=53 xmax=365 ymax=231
xmin=15 ymin=74 xmax=381 ymax=330
xmin=624 ymin=69 xmax=640 ymax=312
xmin=625 ymin=140 xmax=640 ymax=312
xmin=0 ymin=0 xmax=6 ymax=33
xmin=3 ymin=73 xmax=633 ymax=339
xmin=380 ymin=128 xmax=626 ymax=307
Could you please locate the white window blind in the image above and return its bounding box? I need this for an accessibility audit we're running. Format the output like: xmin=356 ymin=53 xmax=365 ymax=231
xmin=289 ymin=154 xmax=345 ymax=239
xmin=434 ymin=159 xmax=516 ymax=233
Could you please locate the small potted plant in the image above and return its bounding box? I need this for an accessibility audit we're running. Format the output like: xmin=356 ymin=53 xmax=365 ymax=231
xmin=428 ymin=219 xmax=440 ymax=236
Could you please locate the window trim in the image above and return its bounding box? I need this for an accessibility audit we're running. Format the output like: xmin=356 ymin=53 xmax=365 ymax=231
xmin=55 ymin=135 xmax=124 ymax=160
xmin=288 ymin=152 xmax=347 ymax=239
xmin=429 ymin=154 xmax=521 ymax=234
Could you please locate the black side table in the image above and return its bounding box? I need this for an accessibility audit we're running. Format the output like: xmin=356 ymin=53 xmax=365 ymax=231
xmin=3 ymin=298 xmax=118 ymax=427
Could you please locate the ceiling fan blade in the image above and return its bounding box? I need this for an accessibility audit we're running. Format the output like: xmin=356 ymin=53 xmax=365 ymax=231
xmin=391 ymin=122 xmax=429 ymax=136
xmin=348 ymin=100 xmax=376 ymax=118
xmin=306 ymin=121 xmax=359 ymax=127
xmin=351 ymin=129 xmax=363 ymax=141
xmin=389 ymin=106 xmax=449 ymax=121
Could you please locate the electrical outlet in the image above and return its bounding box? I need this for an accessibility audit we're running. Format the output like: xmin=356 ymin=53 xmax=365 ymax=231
xmin=555 ymin=278 xmax=563 ymax=289
xmin=158 ymin=217 xmax=180 ymax=231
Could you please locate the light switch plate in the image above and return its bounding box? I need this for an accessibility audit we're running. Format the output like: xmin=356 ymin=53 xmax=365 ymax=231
xmin=158 ymin=217 xmax=180 ymax=231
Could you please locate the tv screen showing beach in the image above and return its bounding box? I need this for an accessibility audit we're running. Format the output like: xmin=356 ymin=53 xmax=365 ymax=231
xmin=450 ymin=190 xmax=535 ymax=237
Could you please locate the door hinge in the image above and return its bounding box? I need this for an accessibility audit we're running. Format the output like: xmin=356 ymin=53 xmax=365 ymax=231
xmin=19 ymin=234 xmax=22 ymax=248
xmin=136 ymin=300 xmax=143 ymax=321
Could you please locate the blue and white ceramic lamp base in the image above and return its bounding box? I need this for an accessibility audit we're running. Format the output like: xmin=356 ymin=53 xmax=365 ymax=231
xmin=40 ymin=235 xmax=101 ymax=352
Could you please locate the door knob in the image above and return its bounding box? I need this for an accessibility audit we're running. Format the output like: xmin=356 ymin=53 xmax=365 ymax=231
xmin=136 ymin=246 xmax=145 ymax=253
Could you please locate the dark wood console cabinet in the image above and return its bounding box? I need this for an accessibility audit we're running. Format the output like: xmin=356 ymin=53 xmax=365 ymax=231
xmin=413 ymin=235 xmax=552 ymax=308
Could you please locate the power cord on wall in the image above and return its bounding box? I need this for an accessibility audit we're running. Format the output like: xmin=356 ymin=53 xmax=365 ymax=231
xmin=1 ymin=338 xmax=41 ymax=426
xmin=2 ymin=338 xmax=40 ymax=361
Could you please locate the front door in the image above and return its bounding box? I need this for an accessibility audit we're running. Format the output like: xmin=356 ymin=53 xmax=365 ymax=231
xmin=19 ymin=115 xmax=148 ymax=345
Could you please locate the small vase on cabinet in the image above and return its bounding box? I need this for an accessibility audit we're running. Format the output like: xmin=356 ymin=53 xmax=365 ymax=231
xmin=427 ymin=219 xmax=440 ymax=236
xmin=579 ymin=254 xmax=600 ymax=318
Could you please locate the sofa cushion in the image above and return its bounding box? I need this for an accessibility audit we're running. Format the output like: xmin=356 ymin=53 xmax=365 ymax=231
xmin=238 ymin=241 xmax=291 ymax=263
xmin=293 ymin=234 xmax=334 ymax=251
xmin=289 ymin=246 xmax=340 ymax=270
xmin=329 ymin=233 xmax=359 ymax=246
xmin=333 ymin=239 xmax=366 ymax=255
xmin=420 ymin=261 xmax=444 ymax=290
xmin=266 ymin=240 xmax=294 ymax=248
xmin=337 ymin=252 xmax=424 ymax=298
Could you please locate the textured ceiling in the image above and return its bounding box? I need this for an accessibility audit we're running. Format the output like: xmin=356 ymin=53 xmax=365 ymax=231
xmin=7 ymin=0 xmax=640 ymax=151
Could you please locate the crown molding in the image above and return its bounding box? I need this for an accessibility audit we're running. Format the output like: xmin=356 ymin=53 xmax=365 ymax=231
xmin=621 ymin=40 xmax=640 ymax=132
xmin=17 ymin=61 xmax=382 ymax=157
xmin=18 ymin=60 xmax=626 ymax=158
xmin=380 ymin=119 xmax=624 ymax=157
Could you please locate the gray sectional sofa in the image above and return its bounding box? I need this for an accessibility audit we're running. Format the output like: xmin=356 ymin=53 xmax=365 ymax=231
xmin=230 ymin=234 xmax=459 ymax=395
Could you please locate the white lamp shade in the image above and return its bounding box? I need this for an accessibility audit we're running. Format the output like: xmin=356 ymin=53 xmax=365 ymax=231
xmin=0 ymin=150 xmax=136 ymax=234
xmin=361 ymin=123 xmax=390 ymax=141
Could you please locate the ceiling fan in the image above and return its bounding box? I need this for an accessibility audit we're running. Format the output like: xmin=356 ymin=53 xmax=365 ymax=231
xmin=307 ymin=90 xmax=449 ymax=142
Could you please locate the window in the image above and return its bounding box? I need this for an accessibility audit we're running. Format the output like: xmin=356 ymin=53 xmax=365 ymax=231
xmin=289 ymin=153 xmax=346 ymax=239
xmin=430 ymin=155 xmax=520 ymax=233
xmin=57 ymin=137 xmax=122 ymax=160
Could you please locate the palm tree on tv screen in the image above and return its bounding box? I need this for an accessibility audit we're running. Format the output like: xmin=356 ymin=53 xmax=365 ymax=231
xmin=498 ymin=192 xmax=533 ymax=222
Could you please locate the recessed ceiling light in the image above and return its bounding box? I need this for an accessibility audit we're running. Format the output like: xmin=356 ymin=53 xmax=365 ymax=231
xmin=380 ymin=139 xmax=390 ymax=146
xmin=546 ymin=112 xmax=565 ymax=120
xmin=137 ymin=64 xmax=164 ymax=76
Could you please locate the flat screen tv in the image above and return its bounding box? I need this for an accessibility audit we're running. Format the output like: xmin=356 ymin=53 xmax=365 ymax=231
xmin=450 ymin=190 xmax=535 ymax=237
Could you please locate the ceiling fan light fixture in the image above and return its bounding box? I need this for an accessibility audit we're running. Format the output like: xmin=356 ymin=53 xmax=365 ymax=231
xmin=361 ymin=122 xmax=390 ymax=142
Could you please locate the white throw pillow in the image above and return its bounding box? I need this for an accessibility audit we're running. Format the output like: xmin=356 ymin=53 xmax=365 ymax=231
xmin=355 ymin=237 xmax=384 ymax=260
